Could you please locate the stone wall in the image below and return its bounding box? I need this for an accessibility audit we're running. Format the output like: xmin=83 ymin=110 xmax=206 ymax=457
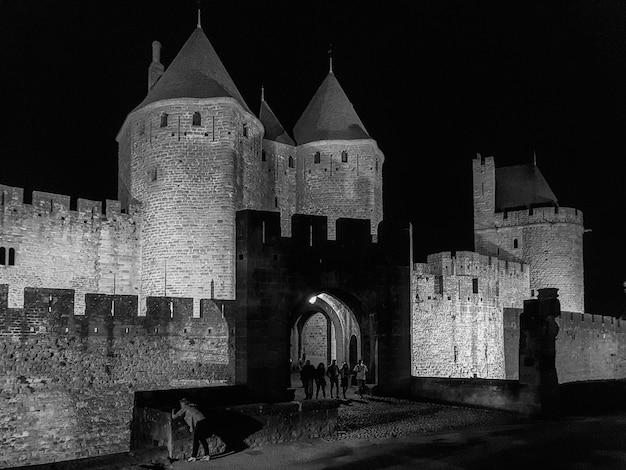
xmin=302 ymin=312 xmax=328 ymax=367
xmin=503 ymin=309 xmax=626 ymax=382
xmin=119 ymin=98 xmax=263 ymax=306
xmin=0 ymin=185 xmax=140 ymax=314
xmin=0 ymin=286 xmax=232 ymax=469
xmin=412 ymin=251 xmax=529 ymax=379
xmin=296 ymin=140 xmax=384 ymax=240
xmin=260 ymin=140 xmax=297 ymax=237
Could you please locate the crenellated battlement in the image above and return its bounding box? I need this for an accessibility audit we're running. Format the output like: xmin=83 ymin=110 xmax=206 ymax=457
xmin=424 ymin=250 xmax=527 ymax=277
xmin=0 ymin=285 xmax=230 ymax=339
xmin=0 ymin=184 xmax=141 ymax=222
xmin=492 ymin=205 xmax=584 ymax=227
xmin=236 ymin=209 xmax=376 ymax=250
xmin=560 ymin=310 xmax=623 ymax=332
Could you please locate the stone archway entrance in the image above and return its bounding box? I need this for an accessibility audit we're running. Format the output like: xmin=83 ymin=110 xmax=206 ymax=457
xmin=291 ymin=292 xmax=361 ymax=369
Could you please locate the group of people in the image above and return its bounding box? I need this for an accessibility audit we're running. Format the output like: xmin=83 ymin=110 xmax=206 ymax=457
xmin=298 ymin=358 xmax=369 ymax=399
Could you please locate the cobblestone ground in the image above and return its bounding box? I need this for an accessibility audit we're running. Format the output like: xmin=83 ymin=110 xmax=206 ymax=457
xmin=328 ymin=395 xmax=525 ymax=441
xmin=291 ymin=375 xmax=525 ymax=441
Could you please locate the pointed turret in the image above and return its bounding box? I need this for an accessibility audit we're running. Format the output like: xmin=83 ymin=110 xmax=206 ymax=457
xmin=293 ymin=70 xmax=383 ymax=240
xmin=116 ymin=23 xmax=263 ymax=313
xmin=134 ymin=26 xmax=251 ymax=113
xmin=293 ymin=72 xmax=370 ymax=145
xmin=259 ymin=96 xmax=295 ymax=146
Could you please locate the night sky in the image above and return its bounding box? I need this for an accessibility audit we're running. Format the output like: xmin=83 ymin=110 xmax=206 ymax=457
xmin=1 ymin=0 xmax=625 ymax=316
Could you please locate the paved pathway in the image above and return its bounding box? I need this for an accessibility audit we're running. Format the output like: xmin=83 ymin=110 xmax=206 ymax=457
xmin=63 ymin=377 xmax=626 ymax=469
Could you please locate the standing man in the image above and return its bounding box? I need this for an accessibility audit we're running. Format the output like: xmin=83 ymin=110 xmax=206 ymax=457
xmin=172 ymin=398 xmax=211 ymax=462
xmin=326 ymin=359 xmax=340 ymax=398
xmin=300 ymin=360 xmax=316 ymax=399
xmin=353 ymin=359 xmax=369 ymax=398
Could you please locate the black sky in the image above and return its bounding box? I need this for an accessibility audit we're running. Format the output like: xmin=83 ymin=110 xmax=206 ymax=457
xmin=1 ymin=0 xmax=625 ymax=316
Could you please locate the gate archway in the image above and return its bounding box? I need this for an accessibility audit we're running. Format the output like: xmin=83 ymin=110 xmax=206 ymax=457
xmin=291 ymin=292 xmax=361 ymax=369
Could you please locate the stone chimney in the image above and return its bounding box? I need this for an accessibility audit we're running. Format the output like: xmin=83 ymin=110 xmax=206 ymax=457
xmin=148 ymin=40 xmax=164 ymax=91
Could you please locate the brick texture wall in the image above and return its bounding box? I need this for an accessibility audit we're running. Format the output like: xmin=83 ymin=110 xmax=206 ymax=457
xmin=119 ymin=98 xmax=263 ymax=306
xmin=260 ymin=140 xmax=297 ymax=237
xmin=503 ymin=309 xmax=626 ymax=382
xmin=0 ymin=185 xmax=140 ymax=314
xmin=296 ymin=140 xmax=384 ymax=240
xmin=0 ymin=288 xmax=232 ymax=469
xmin=412 ymin=251 xmax=530 ymax=379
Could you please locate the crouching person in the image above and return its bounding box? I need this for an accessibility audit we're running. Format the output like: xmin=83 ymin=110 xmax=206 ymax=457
xmin=172 ymin=398 xmax=211 ymax=462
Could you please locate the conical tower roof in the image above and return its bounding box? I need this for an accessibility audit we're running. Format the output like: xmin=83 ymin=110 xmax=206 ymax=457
xmin=133 ymin=27 xmax=251 ymax=113
xmin=293 ymin=72 xmax=370 ymax=145
xmin=259 ymin=98 xmax=295 ymax=145
xmin=495 ymin=164 xmax=558 ymax=211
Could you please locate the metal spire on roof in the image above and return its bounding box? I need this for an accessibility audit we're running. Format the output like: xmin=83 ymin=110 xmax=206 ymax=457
xmin=197 ymin=0 xmax=202 ymax=28
xmin=328 ymin=43 xmax=333 ymax=73
xmin=261 ymin=84 xmax=265 ymax=102
xmin=533 ymin=148 xmax=537 ymax=166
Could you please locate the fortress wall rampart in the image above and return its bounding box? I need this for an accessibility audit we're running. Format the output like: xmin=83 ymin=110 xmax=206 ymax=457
xmin=127 ymin=98 xmax=260 ymax=305
xmin=0 ymin=185 xmax=141 ymax=313
xmin=503 ymin=309 xmax=626 ymax=382
xmin=0 ymin=286 xmax=232 ymax=468
xmin=476 ymin=221 xmax=584 ymax=312
xmin=295 ymin=139 xmax=383 ymax=239
xmin=411 ymin=251 xmax=530 ymax=380
xmin=262 ymin=140 xmax=297 ymax=237
xmin=556 ymin=312 xmax=625 ymax=382
xmin=411 ymin=296 xmax=505 ymax=379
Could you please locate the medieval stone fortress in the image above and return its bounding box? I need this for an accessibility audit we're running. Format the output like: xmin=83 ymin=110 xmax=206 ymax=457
xmin=0 ymin=16 xmax=624 ymax=468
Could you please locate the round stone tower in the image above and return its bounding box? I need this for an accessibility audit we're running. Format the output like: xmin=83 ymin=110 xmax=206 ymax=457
xmin=116 ymin=25 xmax=263 ymax=311
xmin=472 ymin=155 xmax=585 ymax=313
xmin=293 ymin=71 xmax=384 ymax=240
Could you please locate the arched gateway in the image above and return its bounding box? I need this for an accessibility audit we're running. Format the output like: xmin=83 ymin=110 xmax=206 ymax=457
xmin=291 ymin=292 xmax=361 ymax=368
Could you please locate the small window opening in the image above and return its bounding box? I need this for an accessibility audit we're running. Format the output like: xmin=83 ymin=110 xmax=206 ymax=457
xmin=435 ymin=275 xmax=443 ymax=295
xmin=0 ymin=247 xmax=5 ymax=265
xmin=531 ymin=289 xmax=535 ymax=297
xmin=8 ymin=248 xmax=15 ymax=266
xmin=375 ymin=159 xmax=379 ymax=171
xmin=262 ymin=149 xmax=266 ymax=161
xmin=472 ymin=278 xmax=478 ymax=294
xmin=288 ymin=156 xmax=294 ymax=168
xmin=242 ymin=124 xmax=248 ymax=137
xmin=160 ymin=113 xmax=168 ymax=127
xmin=314 ymin=151 xmax=321 ymax=164
xmin=341 ymin=150 xmax=348 ymax=162
xmin=192 ymin=112 xmax=201 ymax=126
xmin=148 ymin=168 xmax=157 ymax=182
xmin=513 ymin=238 xmax=519 ymax=249
xmin=454 ymin=346 xmax=458 ymax=363
xmin=274 ymin=196 xmax=278 ymax=208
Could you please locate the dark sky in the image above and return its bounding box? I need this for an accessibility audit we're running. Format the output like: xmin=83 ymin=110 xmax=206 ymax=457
xmin=1 ymin=0 xmax=625 ymax=316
